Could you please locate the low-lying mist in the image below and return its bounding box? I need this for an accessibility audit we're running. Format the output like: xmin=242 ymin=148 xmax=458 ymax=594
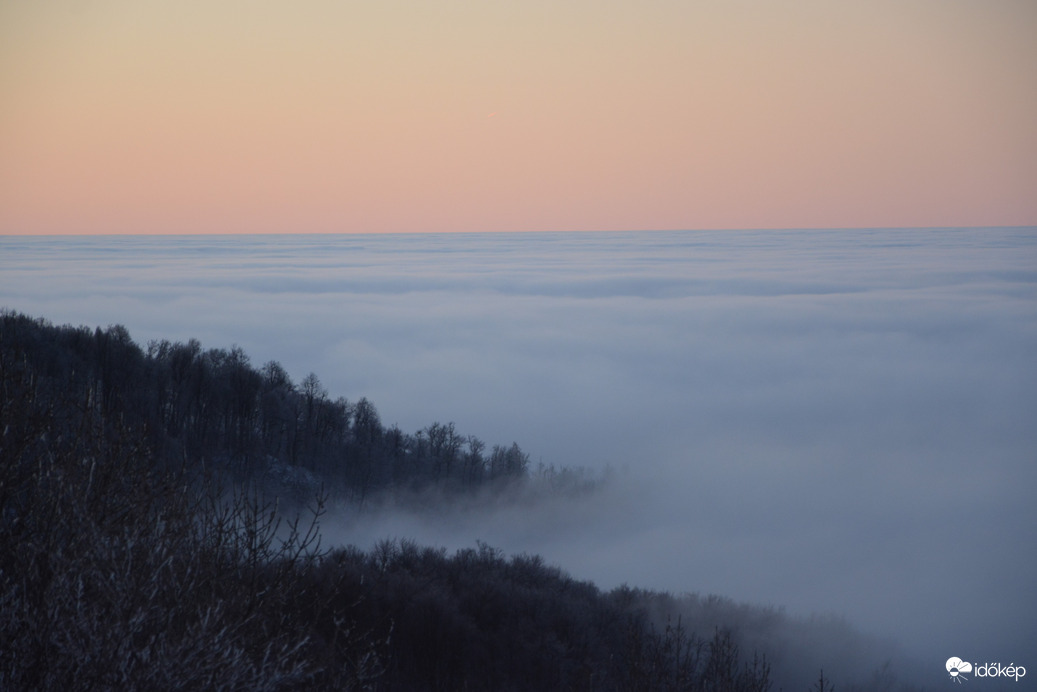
xmin=324 ymin=474 xmax=929 ymax=690
xmin=2 ymin=228 xmax=1035 ymax=687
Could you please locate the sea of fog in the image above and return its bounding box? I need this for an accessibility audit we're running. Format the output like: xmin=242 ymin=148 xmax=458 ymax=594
xmin=2 ymin=228 xmax=1035 ymax=676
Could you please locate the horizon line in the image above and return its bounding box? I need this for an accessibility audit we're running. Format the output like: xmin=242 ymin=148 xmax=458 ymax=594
xmin=2 ymin=225 xmax=1035 ymax=239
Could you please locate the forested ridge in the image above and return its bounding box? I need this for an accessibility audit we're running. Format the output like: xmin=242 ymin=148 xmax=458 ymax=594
xmin=0 ymin=310 xmax=564 ymax=502
xmin=0 ymin=311 xmax=923 ymax=691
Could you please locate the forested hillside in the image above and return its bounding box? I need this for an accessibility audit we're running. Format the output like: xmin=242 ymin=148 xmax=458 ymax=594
xmin=0 ymin=310 xmax=585 ymax=503
xmin=0 ymin=311 xmax=922 ymax=691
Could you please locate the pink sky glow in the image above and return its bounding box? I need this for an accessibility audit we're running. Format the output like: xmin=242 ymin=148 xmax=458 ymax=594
xmin=1 ymin=0 xmax=1035 ymax=235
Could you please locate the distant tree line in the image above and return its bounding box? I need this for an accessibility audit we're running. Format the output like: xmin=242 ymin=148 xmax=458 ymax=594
xmin=0 ymin=310 xmax=578 ymax=504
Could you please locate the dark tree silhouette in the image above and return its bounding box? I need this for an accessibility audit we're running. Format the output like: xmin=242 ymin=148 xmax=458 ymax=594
xmin=1 ymin=310 xmax=919 ymax=692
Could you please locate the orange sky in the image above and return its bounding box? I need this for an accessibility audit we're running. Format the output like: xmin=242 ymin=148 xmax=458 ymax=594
xmin=1 ymin=0 xmax=1035 ymax=234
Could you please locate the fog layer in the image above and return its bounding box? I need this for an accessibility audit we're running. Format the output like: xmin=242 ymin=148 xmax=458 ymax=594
xmin=2 ymin=228 xmax=1034 ymax=673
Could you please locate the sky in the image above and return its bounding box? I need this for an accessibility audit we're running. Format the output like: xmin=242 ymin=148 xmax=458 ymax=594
xmin=1 ymin=0 xmax=1035 ymax=235
xmin=2 ymin=229 xmax=1034 ymax=680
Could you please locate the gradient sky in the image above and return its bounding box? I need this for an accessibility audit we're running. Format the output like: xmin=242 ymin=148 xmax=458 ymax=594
xmin=1 ymin=0 xmax=1035 ymax=235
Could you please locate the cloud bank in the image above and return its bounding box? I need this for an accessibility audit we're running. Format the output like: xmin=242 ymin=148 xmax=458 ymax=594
xmin=2 ymin=228 xmax=1035 ymax=672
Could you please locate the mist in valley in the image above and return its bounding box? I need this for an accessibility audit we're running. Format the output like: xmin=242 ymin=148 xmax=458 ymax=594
xmin=2 ymin=228 xmax=1034 ymax=688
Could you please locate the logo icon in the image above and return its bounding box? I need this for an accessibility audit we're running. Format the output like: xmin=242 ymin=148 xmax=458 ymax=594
xmin=947 ymin=657 xmax=973 ymax=684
